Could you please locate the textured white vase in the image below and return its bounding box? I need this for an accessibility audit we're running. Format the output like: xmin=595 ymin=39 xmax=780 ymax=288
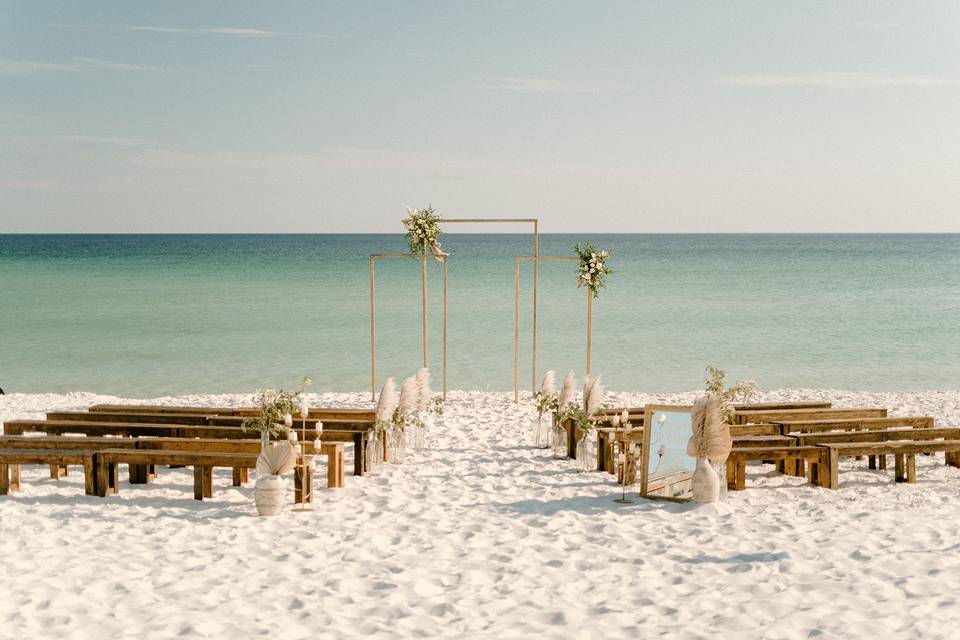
xmin=254 ymin=474 xmax=287 ymax=516
xmin=692 ymin=457 xmax=720 ymax=504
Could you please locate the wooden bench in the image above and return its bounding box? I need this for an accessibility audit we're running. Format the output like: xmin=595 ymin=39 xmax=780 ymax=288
xmin=774 ymin=416 xmax=935 ymax=434
xmin=87 ymin=404 xmax=375 ymax=421
xmin=134 ymin=438 xmax=346 ymax=490
xmin=732 ymin=407 xmax=888 ymax=425
xmin=731 ymin=402 xmax=832 ymax=411
xmin=729 ymin=423 xmax=780 ymax=437
xmin=789 ymin=427 xmax=960 ymax=470
xmin=0 ymin=436 xmax=140 ymax=485
xmin=95 ymin=449 xmax=259 ymax=500
xmin=4 ymin=419 xmax=371 ymax=477
xmin=822 ymin=440 xmax=960 ymax=488
xmin=0 ymin=450 xmax=97 ymax=495
xmin=726 ymin=446 xmax=832 ymax=491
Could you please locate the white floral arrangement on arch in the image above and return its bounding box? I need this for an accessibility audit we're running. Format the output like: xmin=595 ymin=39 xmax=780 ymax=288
xmin=403 ymin=205 xmax=444 ymax=256
xmin=575 ymin=242 xmax=612 ymax=298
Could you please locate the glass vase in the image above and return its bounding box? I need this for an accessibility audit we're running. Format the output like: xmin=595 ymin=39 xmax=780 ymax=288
xmin=365 ymin=431 xmax=383 ymax=476
xmin=388 ymin=427 xmax=404 ymax=464
xmin=531 ymin=414 xmax=548 ymax=448
xmin=552 ymin=422 xmax=568 ymax=459
xmin=576 ymin=434 xmax=594 ymax=473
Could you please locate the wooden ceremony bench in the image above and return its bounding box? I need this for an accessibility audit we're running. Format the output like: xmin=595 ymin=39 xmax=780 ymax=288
xmin=731 ymin=401 xmax=832 ymax=411
xmin=86 ymin=404 xmax=375 ymax=421
xmin=0 ymin=436 xmax=139 ymax=486
xmin=0 ymin=450 xmax=97 ymax=496
xmin=731 ymin=407 xmax=888 ymax=425
xmin=774 ymin=416 xmax=935 ymax=435
xmin=726 ymin=446 xmax=832 ymax=491
xmin=821 ymin=440 xmax=960 ymax=488
xmin=95 ymin=449 xmax=259 ymax=500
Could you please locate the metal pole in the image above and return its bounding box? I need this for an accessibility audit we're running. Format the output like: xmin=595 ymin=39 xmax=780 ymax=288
xmin=370 ymin=256 xmax=376 ymax=402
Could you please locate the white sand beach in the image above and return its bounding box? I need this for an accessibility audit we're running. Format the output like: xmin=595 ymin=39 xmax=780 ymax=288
xmin=2 ymin=388 xmax=960 ymax=639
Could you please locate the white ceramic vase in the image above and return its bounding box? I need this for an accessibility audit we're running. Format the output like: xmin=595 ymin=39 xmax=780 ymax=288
xmin=254 ymin=474 xmax=287 ymax=516
xmin=692 ymin=457 xmax=720 ymax=504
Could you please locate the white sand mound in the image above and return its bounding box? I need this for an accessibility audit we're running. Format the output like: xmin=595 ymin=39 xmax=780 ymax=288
xmin=2 ymin=388 xmax=960 ymax=638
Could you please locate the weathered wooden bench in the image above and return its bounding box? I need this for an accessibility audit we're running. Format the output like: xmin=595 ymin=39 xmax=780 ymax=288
xmin=729 ymin=423 xmax=780 ymax=437
xmin=0 ymin=436 xmax=140 ymax=485
xmin=726 ymin=446 xmax=832 ymax=491
xmin=86 ymin=404 xmax=375 ymax=421
xmin=134 ymin=438 xmax=346 ymax=490
xmin=822 ymin=440 xmax=960 ymax=488
xmin=731 ymin=401 xmax=832 ymax=411
xmin=774 ymin=416 xmax=935 ymax=435
xmin=789 ymin=427 xmax=960 ymax=470
xmin=732 ymin=407 xmax=888 ymax=425
xmin=0 ymin=450 xmax=97 ymax=495
xmin=4 ymin=419 xmax=371 ymax=477
xmin=95 ymin=449 xmax=259 ymax=500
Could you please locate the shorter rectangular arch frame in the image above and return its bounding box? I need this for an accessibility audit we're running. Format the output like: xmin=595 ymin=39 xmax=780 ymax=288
xmin=369 ymin=253 xmax=448 ymax=402
xmin=513 ymin=256 xmax=593 ymax=403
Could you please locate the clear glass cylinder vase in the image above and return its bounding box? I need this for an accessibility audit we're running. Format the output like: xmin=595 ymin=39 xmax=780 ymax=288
xmin=552 ymin=423 xmax=568 ymax=459
xmin=532 ymin=414 xmax=548 ymax=448
xmin=576 ymin=435 xmax=594 ymax=472
xmin=365 ymin=431 xmax=383 ymax=475
xmin=388 ymin=428 xmax=404 ymax=464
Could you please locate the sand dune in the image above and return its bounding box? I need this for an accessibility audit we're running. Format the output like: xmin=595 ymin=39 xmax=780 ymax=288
xmin=2 ymin=388 xmax=959 ymax=638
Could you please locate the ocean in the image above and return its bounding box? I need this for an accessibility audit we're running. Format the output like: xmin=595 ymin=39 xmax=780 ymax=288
xmin=1 ymin=233 xmax=958 ymax=396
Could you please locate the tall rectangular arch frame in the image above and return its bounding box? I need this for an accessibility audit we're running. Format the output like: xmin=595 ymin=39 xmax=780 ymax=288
xmin=441 ymin=218 xmax=539 ymax=402
xmin=369 ymin=253 xmax=448 ymax=402
xmin=514 ymin=256 xmax=594 ymax=402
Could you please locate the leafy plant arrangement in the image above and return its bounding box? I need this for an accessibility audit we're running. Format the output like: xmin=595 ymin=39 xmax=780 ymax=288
xmin=575 ymin=242 xmax=612 ymax=299
xmin=556 ymin=371 xmax=579 ymax=422
xmin=568 ymin=374 xmax=606 ymax=434
xmin=242 ymin=377 xmax=312 ymax=443
xmin=403 ymin=205 xmax=443 ymax=255
xmin=705 ymin=364 xmax=757 ymax=422
xmin=534 ymin=370 xmax=558 ymax=417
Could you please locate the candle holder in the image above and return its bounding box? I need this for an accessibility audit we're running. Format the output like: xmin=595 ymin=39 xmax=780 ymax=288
xmin=294 ymin=411 xmax=313 ymax=512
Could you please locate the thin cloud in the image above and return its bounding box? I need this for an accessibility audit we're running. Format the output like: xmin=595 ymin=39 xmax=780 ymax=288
xmin=7 ymin=134 xmax=157 ymax=146
xmin=715 ymin=72 xmax=960 ymax=89
xmin=0 ymin=60 xmax=73 ymax=75
xmin=0 ymin=57 xmax=180 ymax=75
xmin=478 ymin=77 xmax=607 ymax=94
xmin=51 ymin=23 xmax=349 ymax=39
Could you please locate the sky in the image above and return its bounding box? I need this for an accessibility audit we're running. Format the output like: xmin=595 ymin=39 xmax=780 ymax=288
xmin=1 ymin=1 xmax=959 ymax=233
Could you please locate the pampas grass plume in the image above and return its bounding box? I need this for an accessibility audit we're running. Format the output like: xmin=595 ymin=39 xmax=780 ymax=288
xmin=686 ymin=393 xmax=731 ymax=462
xmin=585 ymin=375 xmax=604 ymax=418
xmin=398 ymin=376 xmax=418 ymax=419
xmin=557 ymin=371 xmax=577 ymax=410
xmin=415 ymin=367 xmax=431 ymax=412
xmin=540 ymin=370 xmax=556 ymax=397
xmin=376 ymin=377 xmax=397 ymax=422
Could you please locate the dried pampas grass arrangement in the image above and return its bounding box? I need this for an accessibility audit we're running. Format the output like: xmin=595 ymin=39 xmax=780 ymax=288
xmin=375 ymin=377 xmax=398 ymax=425
xmin=398 ymin=376 xmax=418 ymax=422
xmin=584 ymin=375 xmax=605 ymax=419
xmin=686 ymin=393 xmax=732 ymax=463
xmin=557 ymin=371 xmax=577 ymax=412
xmin=256 ymin=441 xmax=297 ymax=476
xmin=540 ymin=370 xmax=556 ymax=398
xmin=415 ymin=368 xmax=431 ymax=412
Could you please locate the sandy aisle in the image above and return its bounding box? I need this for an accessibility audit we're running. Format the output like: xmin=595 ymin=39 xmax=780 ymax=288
xmin=2 ymin=389 xmax=960 ymax=639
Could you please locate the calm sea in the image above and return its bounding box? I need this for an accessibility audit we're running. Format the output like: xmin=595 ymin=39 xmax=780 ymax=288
xmin=1 ymin=234 xmax=958 ymax=396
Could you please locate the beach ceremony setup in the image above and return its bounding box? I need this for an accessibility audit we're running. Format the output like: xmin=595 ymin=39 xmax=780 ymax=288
xmin=3 ymin=2 xmax=960 ymax=639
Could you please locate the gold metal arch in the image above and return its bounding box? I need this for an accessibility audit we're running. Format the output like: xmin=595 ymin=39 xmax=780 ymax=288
xmin=369 ymin=253 xmax=448 ymax=402
xmin=514 ymin=256 xmax=594 ymax=402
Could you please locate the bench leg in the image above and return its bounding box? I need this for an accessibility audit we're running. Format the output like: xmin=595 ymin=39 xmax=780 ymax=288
xmin=726 ymin=461 xmax=736 ymax=490
xmin=906 ymin=454 xmax=917 ymax=483
xmin=895 ymin=454 xmax=906 ymax=482
xmin=193 ymin=466 xmax=205 ymax=500
xmin=734 ymin=460 xmax=746 ymax=491
xmin=232 ymin=467 xmax=244 ymax=486
xmin=130 ymin=464 xmax=149 ymax=484
xmin=0 ymin=463 xmax=9 ymax=495
xmin=203 ymin=467 xmax=213 ymax=498
xmin=327 ymin=453 xmax=344 ymax=489
xmin=148 ymin=464 xmax=158 ymax=481
xmin=49 ymin=464 xmax=61 ymax=480
xmin=354 ymin=434 xmax=364 ymax=476
xmin=878 ymin=455 xmax=887 ymax=471
xmin=868 ymin=455 xmax=876 ymax=470
xmin=336 ymin=452 xmax=345 ymax=487
xmin=10 ymin=464 xmax=21 ymax=492
xmin=826 ymin=449 xmax=839 ymax=490
xmin=83 ymin=457 xmax=96 ymax=496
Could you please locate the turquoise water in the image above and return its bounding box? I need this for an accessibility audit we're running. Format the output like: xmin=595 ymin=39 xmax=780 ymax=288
xmin=1 ymin=234 xmax=958 ymax=395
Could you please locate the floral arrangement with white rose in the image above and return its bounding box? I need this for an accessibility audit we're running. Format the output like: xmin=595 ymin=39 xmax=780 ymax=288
xmin=575 ymin=242 xmax=612 ymax=298
xmin=242 ymin=376 xmax=312 ymax=444
xmin=403 ymin=205 xmax=444 ymax=255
